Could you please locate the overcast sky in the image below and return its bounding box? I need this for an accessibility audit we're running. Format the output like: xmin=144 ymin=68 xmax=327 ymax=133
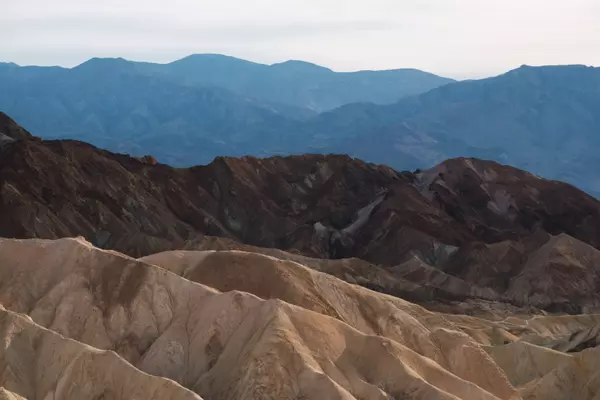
xmin=2 ymin=0 xmax=599 ymax=78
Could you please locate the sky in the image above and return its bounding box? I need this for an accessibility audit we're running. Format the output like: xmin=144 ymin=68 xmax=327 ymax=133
xmin=2 ymin=0 xmax=599 ymax=79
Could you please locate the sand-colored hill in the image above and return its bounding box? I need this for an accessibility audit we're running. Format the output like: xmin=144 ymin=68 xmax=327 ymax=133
xmin=180 ymin=229 xmax=600 ymax=315
xmin=519 ymin=345 xmax=600 ymax=399
xmin=2 ymin=237 xmax=600 ymax=399
xmin=140 ymin=249 xmax=504 ymax=347
xmin=0 ymin=237 xmax=516 ymax=399
xmin=178 ymin=236 xmax=505 ymax=307
xmin=0 ymin=305 xmax=202 ymax=400
xmin=141 ymin=247 xmax=600 ymax=399
xmin=485 ymin=341 xmax=572 ymax=387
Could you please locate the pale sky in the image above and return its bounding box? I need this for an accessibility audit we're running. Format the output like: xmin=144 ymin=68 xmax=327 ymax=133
xmin=2 ymin=0 xmax=599 ymax=79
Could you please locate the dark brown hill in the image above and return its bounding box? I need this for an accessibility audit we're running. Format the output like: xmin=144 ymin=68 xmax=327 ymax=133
xmin=4 ymin=113 xmax=600 ymax=311
xmin=2 ymin=133 xmax=600 ymax=260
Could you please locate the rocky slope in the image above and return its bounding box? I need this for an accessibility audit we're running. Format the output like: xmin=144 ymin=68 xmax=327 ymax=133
xmin=2 ymin=237 xmax=600 ymax=399
xmin=0 ymin=237 xmax=510 ymax=400
xmin=0 ymin=305 xmax=203 ymax=400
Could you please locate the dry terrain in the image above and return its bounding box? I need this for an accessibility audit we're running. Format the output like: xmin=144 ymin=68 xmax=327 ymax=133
xmin=0 ymin=237 xmax=599 ymax=399
xmin=3 ymin=112 xmax=600 ymax=398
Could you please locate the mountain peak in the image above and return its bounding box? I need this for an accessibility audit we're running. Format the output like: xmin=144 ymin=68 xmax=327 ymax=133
xmin=508 ymin=63 xmax=594 ymax=75
xmin=74 ymin=57 xmax=132 ymax=70
xmin=270 ymin=59 xmax=332 ymax=73
xmin=169 ymin=53 xmax=261 ymax=68
xmin=176 ymin=53 xmax=246 ymax=61
xmin=497 ymin=63 xmax=600 ymax=88
xmin=517 ymin=63 xmax=590 ymax=69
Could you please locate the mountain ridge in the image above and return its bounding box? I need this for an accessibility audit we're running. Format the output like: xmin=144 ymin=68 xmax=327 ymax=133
xmin=6 ymin=54 xmax=453 ymax=111
xmin=0 ymin=54 xmax=453 ymax=165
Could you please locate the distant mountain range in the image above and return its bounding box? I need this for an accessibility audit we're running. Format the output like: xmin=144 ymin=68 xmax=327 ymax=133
xmin=143 ymin=54 xmax=455 ymax=111
xmin=304 ymin=64 xmax=600 ymax=195
xmin=1 ymin=56 xmax=600 ymax=196
xmin=0 ymin=55 xmax=453 ymax=165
